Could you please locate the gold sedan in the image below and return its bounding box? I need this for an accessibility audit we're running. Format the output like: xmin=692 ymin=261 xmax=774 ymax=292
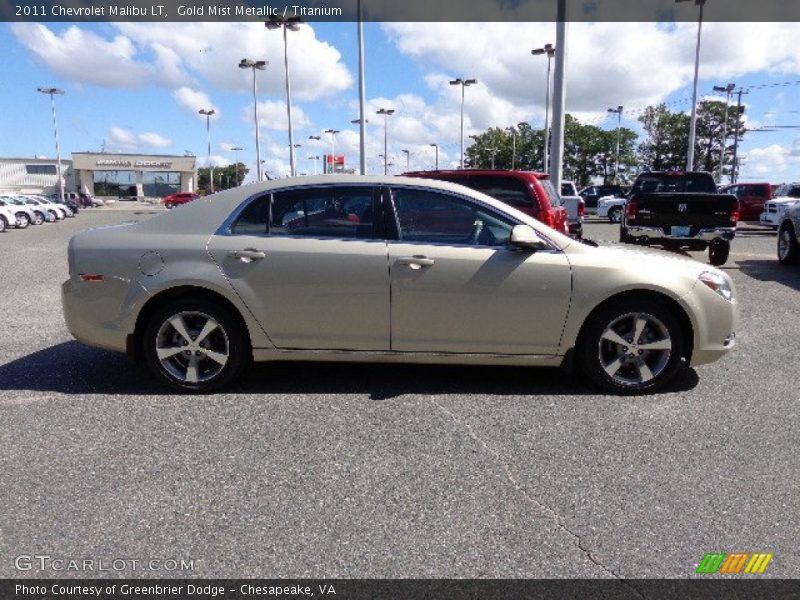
xmin=62 ymin=176 xmax=737 ymax=394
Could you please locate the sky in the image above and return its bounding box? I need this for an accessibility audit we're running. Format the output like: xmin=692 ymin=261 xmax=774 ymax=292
xmin=3 ymin=21 xmax=800 ymax=183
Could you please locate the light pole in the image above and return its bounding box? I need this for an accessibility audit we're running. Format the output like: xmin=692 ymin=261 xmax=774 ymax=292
xmin=505 ymin=126 xmax=517 ymax=170
xmin=549 ymin=0 xmax=569 ymax=190
xmin=356 ymin=0 xmax=367 ymax=175
xmin=376 ymin=108 xmax=395 ymax=175
xmin=308 ymin=135 xmax=321 ymax=174
xmin=37 ymin=87 xmax=65 ymax=202
xmin=266 ymin=16 xmax=301 ymax=176
xmin=308 ymin=155 xmax=320 ymax=175
xmin=402 ymin=149 xmax=411 ymax=171
xmin=198 ymin=108 xmax=216 ymax=191
xmin=449 ymin=78 xmax=477 ymax=169
xmin=231 ymin=146 xmax=243 ymax=185
xmin=713 ymin=82 xmax=736 ymax=183
xmin=532 ymin=43 xmax=556 ymax=172
xmin=239 ymin=58 xmax=268 ymax=182
xmin=676 ymin=0 xmax=707 ymax=171
xmin=429 ymin=143 xmax=439 ymax=170
xmin=730 ymin=88 xmax=746 ymax=184
xmin=324 ymin=129 xmax=340 ymax=173
xmin=607 ymin=105 xmax=623 ymax=183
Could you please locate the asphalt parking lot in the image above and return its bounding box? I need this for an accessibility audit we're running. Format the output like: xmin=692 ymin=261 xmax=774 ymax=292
xmin=0 ymin=209 xmax=798 ymax=580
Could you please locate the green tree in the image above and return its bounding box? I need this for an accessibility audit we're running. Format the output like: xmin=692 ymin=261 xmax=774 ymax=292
xmin=197 ymin=162 xmax=249 ymax=192
xmin=465 ymin=123 xmax=545 ymax=170
xmin=694 ymin=100 xmax=746 ymax=179
xmin=637 ymin=104 xmax=690 ymax=171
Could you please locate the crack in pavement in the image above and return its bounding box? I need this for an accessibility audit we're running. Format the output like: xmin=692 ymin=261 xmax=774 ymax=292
xmin=431 ymin=397 xmax=645 ymax=597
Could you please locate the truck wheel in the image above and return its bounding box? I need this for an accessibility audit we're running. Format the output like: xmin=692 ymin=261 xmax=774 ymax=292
xmin=708 ymin=240 xmax=730 ymax=266
xmin=778 ymin=223 xmax=800 ymax=265
xmin=608 ymin=206 xmax=623 ymax=223
xmin=619 ymin=226 xmax=632 ymax=244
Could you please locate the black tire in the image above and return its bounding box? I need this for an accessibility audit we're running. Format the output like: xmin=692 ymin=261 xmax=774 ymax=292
xmin=15 ymin=212 xmax=30 ymax=229
xmin=0 ymin=216 xmax=6 ymax=233
xmin=778 ymin=222 xmax=800 ymax=265
xmin=48 ymin=210 xmax=60 ymax=221
xmin=608 ymin=206 xmax=623 ymax=223
xmin=143 ymin=298 xmax=251 ymax=393
xmin=165 ymin=203 xmax=174 ymax=209
xmin=708 ymin=240 xmax=730 ymax=266
xmin=32 ymin=211 xmax=45 ymax=226
xmin=577 ymin=298 xmax=685 ymax=395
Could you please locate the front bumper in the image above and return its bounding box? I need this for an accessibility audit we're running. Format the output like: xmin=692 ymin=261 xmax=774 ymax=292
xmin=626 ymin=225 xmax=736 ymax=243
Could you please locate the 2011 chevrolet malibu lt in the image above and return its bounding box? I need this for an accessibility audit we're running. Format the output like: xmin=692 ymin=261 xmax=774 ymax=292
xmin=62 ymin=176 xmax=738 ymax=394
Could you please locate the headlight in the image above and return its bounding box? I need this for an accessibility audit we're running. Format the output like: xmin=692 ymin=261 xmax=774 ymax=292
xmin=699 ymin=271 xmax=734 ymax=301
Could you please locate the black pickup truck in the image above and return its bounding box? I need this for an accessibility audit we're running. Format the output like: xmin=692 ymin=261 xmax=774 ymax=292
xmin=620 ymin=171 xmax=739 ymax=266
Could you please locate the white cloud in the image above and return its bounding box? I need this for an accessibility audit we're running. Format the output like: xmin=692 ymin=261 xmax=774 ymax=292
xmin=197 ymin=154 xmax=232 ymax=168
xmin=105 ymin=126 xmax=173 ymax=152
xmin=248 ymin=100 xmax=312 ymax=131
xmin=173 ymin=87 xmax=219 ymax=119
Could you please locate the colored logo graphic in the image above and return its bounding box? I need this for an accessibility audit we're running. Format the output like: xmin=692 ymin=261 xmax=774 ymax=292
xmin=696 ymin=552 xmax=773 ymax=574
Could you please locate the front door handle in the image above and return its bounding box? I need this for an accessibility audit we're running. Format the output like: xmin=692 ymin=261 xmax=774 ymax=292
xmin=397 ymin=255 xmax=435 ymax=269
xmin=228 ymin=249 xmax=266 ymax=262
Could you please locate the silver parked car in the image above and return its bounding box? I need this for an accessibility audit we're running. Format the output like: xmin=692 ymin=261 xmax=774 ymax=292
xmin=62 ymin=176 xmax=738 ymax=394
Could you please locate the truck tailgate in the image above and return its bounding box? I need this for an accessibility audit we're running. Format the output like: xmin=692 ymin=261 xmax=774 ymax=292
xmin=630 ymin=193 xmax=737 ymax=228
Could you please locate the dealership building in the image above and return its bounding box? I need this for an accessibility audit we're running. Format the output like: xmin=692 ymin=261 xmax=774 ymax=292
xmin=0 ymin=152 xmax=197 ymax=199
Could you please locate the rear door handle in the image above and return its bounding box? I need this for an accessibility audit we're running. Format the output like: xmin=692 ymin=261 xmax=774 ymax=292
xmin=228 ymin=249 xmax=266 ymax=262
xmin=397 ymin=255 xmax=435 ymax=269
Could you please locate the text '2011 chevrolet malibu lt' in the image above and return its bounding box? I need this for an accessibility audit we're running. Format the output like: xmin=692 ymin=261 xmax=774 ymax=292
xmin=62 ymin=175 xmax=737 ymax=394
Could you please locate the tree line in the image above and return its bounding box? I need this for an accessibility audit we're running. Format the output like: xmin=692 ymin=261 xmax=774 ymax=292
xmin=465 ymin=100 xmax=746 ymax=186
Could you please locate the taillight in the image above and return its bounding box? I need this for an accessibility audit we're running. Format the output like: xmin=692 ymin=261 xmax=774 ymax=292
xmin=626 ymin=200 xmax=638 ymax=219
xmin=541 ymin=210 xmax=555 ymax=229
xmin=578 ymin=199 xmax=586 ymax=217
xmin=79 ymin=273 xmax=104 ymax=282
xmin=731 ymin=200 xmax=740 ymax=224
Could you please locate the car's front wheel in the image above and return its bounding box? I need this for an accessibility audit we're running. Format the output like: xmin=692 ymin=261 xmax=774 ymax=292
xmin=32 ymin=211 xmax=45 ymax=225
xmin=608 ymin=206 xmax=623 ymax=223
xmin=0 ymin=216 xmax=7 ymax=233
xmin=143 ymin=299 xmax=250 ymax=392
xmin=578 ymin=300 xmax=684 ymax=395
xmin=778 ymin=222 xmax=799 ymax=265
xmin=15 ymin=213 xmax=30 ymax=228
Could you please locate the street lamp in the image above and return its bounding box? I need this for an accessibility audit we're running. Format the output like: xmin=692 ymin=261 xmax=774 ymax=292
xmin=607 ymin=105 xmax=623 ymax=183
xmin=532 ymin=43 xmax=556 ymax=172
xmin=231 ymin=146 xmax=243 ymax=185
xmin=429 ymin=143 xmax=439 ymax=170
xmin=505 ymin=126 xmax=517 ymax=170
xmin=308 ymin=155 xmax=320 ymax=175
xmin=324 ymin=129 xmax=340 ymax=173
xmin=676 ymin=0 xmax=708 ymax=171
xmin=402 ymin=149 xmax=411 ymax=171
xmin=198 ymin=108 xmax=216 ymax=192
xmin=37 ymin=87 xmax=65 ymax=202
xmin=713 ymin=82 xmax=736 ymax=183
xmin=265 ymin=16 xmax=301 ymax=176
xmin=239 ymin=58 xmax=268 ymax=182
xmin=376 ymin=108 xmax=395 ymax=175
xmin=449 ymin=78 xmax=477 ymax=169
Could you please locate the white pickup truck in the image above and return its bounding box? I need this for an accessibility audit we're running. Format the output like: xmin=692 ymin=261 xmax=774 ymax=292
xmin=560 ymin=181 xmax=585 ymax=238
xmin=597 ymin=195 xmax=627 ymax=223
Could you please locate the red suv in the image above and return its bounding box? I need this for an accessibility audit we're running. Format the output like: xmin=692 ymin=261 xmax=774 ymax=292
xmin=162 ymin=192 xmax=200 ymax=209
xmin=404 ymin=170 xmax=569 ymax=235
xmin=718 ymin=182 xmax=773 ymax=222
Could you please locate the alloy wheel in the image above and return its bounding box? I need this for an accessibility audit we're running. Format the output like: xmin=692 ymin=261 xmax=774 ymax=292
xmin=154 ymin=311 xmax=229 ymax=384
xmin=598 ymin=312 xmax=672 ymax=387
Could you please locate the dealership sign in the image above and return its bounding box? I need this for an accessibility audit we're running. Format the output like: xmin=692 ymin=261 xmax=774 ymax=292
xmin=96 ymin=159 xmax=173 ymax=168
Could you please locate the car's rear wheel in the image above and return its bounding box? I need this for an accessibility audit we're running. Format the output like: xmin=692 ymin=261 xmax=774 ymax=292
xmin=143 ymin=299 xmax=250 ymax=392
xmin=708 ymin=240 xmax=730 ymax=266
xmin=578 ymin=300 xmax=684 ymax=395
xmin=608 ymin=206 xmax=623 ymax=223
xmin=778 ymin=223 xmax=799 ymax=265
xmin=15 ymin=213 xmax=30 ymax=228
xmin=32 ymin=211 xmax=45 ymax=225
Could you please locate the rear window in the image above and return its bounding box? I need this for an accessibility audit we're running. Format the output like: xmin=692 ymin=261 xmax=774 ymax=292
xmin=537 ymin=178 xmax=562 ymax=207
xmin=463 ymin=175 xmax=533 ymax=208
xmin=633 ymin=173 xmax=717 ymax=194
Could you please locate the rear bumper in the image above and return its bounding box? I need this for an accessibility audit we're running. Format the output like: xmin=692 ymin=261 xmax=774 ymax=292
xmin=626 ymin=225 xmax=736 ymax=243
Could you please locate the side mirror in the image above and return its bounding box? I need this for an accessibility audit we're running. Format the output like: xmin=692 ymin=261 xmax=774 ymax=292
xmin=510 ymin=225 xmax=548 ymax=251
